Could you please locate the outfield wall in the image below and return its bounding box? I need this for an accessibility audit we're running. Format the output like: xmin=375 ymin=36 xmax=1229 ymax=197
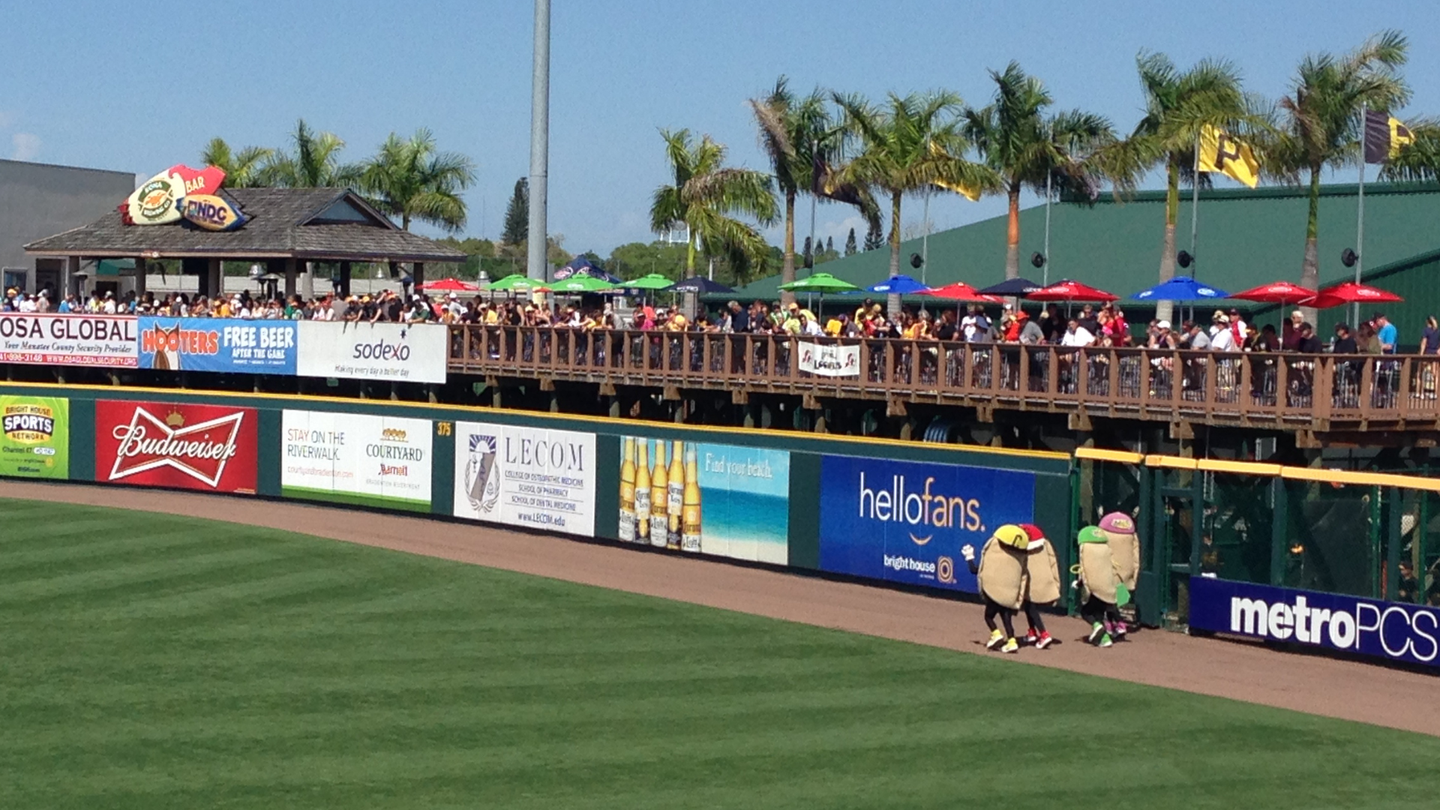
xmin=0 ymin=383 xmax=1076 ymax=603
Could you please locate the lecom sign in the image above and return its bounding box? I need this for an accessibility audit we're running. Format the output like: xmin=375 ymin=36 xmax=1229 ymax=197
xmin=94 ymin=400 xmax=258 ymax=494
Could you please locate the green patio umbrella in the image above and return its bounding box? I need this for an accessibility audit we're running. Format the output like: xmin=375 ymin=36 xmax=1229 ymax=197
xmin=622 ymin=273 xmax=675 ymax=291
xmin=779 ymin=272 xmax=859 ymax=318
xmin=548 ymin=275 xmax=616 ymax=293
xmin=484 ymin=274 xmax=540 ymax=291
xmin=777 ymin=272 xmax=859 ymax=294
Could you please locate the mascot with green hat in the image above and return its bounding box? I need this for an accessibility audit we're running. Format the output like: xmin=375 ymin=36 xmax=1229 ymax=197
xmin=1075 ymin=526 xmax=1128 ymax=648
xmin=962 ymin=525 xmax=1030 ymax=654
xmin=1018 ymin=523 xmax=1060 ymax=649
xmin=1098 ymin=512 xmax=1140 ymax=638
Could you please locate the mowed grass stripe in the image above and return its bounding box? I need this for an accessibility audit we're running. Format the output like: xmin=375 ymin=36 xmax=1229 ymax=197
xmin=1 ymin=498 xmax=1437 ymax=810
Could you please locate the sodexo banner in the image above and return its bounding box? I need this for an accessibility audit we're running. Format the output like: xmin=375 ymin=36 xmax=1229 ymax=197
xmin=281 ymin=409 xmax=433 ymax=511
xmin=1189 ymin=577 xmax=1440 ymax=669
xmin=453 ymin=421 xmax=596 ymax=537
xmin=296 ymin=322 xmax=447 ymax=384
xmin=818 ymin=455 xmax=1035 ymax=593
xmin=138 ymin=317 xmax=298 ymax=374
xmin=0 ymin=313 xmax=138 ymax=367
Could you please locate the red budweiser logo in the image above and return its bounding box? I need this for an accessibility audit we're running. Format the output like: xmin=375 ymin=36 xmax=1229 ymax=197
xmin=108 ymin=406 xmax=244 ymax=488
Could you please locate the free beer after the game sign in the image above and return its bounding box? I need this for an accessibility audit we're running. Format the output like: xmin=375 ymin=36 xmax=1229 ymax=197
xmin=94 ymin=400 xmax=258 ymax=494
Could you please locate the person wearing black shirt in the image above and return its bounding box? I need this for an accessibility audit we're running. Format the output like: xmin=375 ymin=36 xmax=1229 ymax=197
xmin=1333 ymin=323 xmax=1357 ymax=354
xmin=1297 ymin=323 xmax=1322 ymax=353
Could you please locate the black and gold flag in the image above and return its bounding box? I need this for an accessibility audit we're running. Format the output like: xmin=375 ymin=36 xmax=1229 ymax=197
xmin=1364 ymin=110 xmax=1414 ymax=164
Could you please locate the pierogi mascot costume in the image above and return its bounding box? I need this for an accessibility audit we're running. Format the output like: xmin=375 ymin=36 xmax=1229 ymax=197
xmin=1075 ymin=526 xmax=1127 ymax=648
xmin=1098 ymin=512 xmax=1140 ymax=637
xmin=962 ymin=524 xmax=1030 ymax=654
xmin=1018 ymin=523 xmax=1060 ymax=649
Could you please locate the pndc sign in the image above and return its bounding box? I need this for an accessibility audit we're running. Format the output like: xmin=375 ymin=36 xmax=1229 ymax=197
xmin=1189 ymin=577 xmax=1440 ymax=668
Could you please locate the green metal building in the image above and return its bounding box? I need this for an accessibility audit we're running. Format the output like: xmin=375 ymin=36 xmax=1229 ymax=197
xmin=733 ymin=182 xmax=1440 ymax=337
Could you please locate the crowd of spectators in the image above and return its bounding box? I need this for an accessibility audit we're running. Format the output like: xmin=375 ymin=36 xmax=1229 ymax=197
xmin=5 ymin=284 xmax=1440 ymax=357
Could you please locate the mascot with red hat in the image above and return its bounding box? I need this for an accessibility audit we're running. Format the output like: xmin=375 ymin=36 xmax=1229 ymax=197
xmin=1018 ymin=523 xmax=1060 ymax=649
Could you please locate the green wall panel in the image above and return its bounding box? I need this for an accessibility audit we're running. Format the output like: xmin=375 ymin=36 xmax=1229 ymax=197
xmin=430 ymin=419 xmax=455 ymax=518
xmin=256 ymin=408 xmax=281 ymax=498
xmin=594 ymin=434 xmax=620 ymax=541
xmin=68 ymin=398 xmax=95 ymax=484
xmin=787 ymin=452 xmax=821 ymax=570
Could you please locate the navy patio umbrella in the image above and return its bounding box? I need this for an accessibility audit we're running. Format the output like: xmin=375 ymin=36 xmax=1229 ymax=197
xmin=555 ymin=256 xmax=623 ymax=285
xmin=671 ymin=276 xmax=736 ymax=294
xmin=978 ymin=277 xmax=1044 ymax=296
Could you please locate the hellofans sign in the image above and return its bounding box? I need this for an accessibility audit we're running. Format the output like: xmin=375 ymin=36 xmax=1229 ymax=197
xmin=94 ymin=400 xmax=258 ymax=494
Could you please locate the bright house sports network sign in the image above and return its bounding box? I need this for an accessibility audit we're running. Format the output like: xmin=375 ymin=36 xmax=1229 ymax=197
xmin=120 ymin=164 xmax=247 ymax=231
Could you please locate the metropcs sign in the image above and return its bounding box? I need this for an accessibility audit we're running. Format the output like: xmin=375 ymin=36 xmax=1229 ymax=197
xmin=1189 ymin=577 xmax=1440 ymax=668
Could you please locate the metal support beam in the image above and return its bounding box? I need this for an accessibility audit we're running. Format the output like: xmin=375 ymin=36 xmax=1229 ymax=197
xmin=526 ymin=0 xmax=551 ymax=281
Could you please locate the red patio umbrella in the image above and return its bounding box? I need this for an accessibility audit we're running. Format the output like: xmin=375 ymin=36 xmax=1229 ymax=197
xmin=418 ymin=278 xmax=481 ymax=292
xmin=1026 ymin=279 xmax=1118 ymax=302
xmin=1304 ymin=281 xmax=1403 ymax=309
xmin=1228 ymin=280 xmax=1318 ymax=304
xmin=920 ymin=282 xmax=1002 ymax=303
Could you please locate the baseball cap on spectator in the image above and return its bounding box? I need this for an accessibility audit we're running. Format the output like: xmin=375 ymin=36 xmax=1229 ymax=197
xmin=1157 ymin=319 xmax=1171 ymax=330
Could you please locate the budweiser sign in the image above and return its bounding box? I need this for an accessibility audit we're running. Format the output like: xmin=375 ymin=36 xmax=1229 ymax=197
xmin=94 ymin=400 xmax=257 ymax=494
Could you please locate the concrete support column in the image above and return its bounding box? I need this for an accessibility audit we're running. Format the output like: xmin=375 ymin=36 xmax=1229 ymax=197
xmin=66 ymin=256 xmax=81 ymax=299
xmin=339 ymin=261 xmax=352 ymax=298
xmin=207 ymin=259 xmax=223 ymax=301
xmin=413 ymin=262 xmax=426 ymax=293
xmin=132 ymin=258 xmax=146 ymax=298
xmin=283 ymin=258 xmax=297 ymax=298
xmin=301 ymin=261 xmax=314 ymax=300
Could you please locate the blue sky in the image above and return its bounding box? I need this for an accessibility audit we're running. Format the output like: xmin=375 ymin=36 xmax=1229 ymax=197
xmin=4 ymin=1 xmax=1439 ymax=256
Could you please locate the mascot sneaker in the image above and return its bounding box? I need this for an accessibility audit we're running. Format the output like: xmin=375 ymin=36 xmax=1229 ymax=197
xmin=1098 ymin=633 xmax=1114 ymax=648
xmin=986 ymin=629 xmax=1006 ymax=650
xmin=1035 ymin=632 xmax=1054 ymax=650
xmin=1001 ymin=638 xmax=1020 ymax=654
xmin=1024 ymin=630 xmax=1038 ymax=645
xmin=1114 ymin=622 xmax=1128 ymax=638
xmin=1087 ymin=622 xmax=1106 ymax=644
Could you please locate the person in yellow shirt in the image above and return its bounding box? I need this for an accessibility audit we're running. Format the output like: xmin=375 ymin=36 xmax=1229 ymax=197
xmin=825 ymin=314 xmax=844 ymax=336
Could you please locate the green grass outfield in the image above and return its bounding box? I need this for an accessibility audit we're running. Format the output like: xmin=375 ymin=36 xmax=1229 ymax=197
xmin=2 ymin=498 xmax=1436 ymax=809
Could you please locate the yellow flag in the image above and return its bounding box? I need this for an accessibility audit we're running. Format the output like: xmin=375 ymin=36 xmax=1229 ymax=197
xmin=1198 ymin=125 xmax=1261 ymax=188
xmin=931 ymin=178 xmax=982 ymax=202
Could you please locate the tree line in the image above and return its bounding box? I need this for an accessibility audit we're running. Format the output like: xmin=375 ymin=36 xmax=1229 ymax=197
xmin=654 ymin=30 xmax=1439 ymax=302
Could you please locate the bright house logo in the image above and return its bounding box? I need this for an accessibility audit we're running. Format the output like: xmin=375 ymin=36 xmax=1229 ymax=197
xmin=1190 ymin=577 xmax=1440 ymax=668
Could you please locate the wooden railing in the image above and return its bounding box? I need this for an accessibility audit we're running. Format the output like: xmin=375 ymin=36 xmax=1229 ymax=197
xmin=447 ymin=325 xmax=1440 ymax=430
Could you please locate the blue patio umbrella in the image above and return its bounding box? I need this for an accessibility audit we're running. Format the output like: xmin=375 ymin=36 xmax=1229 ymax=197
xmin=1130 ymin=276 xmax=1229 ymax=302
xmin=865 ymin=274 xmax=930 ymax=295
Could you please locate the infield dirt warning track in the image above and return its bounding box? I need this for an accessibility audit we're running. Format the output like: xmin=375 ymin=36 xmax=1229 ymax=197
xmin=4 ymin=480 xmax=1436 ymax=737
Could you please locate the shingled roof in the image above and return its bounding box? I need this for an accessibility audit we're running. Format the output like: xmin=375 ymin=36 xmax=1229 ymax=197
xmin=24 ymin=188 xmax=465 ymax=263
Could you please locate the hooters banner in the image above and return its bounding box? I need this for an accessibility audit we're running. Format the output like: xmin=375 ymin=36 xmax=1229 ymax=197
xmin=94 ymin=400 xmax=258 ymax=494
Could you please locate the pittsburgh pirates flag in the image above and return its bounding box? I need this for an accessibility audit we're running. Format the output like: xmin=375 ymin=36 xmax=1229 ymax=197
xmin=1364 ymin=110 xmax=1414 ymax=164
xmin=1198 ymin=125 xmax=1261 ymax=188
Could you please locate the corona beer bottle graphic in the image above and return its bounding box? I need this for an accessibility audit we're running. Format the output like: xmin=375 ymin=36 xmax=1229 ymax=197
xmin=649 ymin=441 xmax=669 ymax=547
xmin=618 ymin=437 xmax=637 ymax=542
xmin=667 ymin=440 xmax=684 ymax=549
xmin=682 ymin=444 xmax=702 ymax=552
xmin=634 ymin=439 xmax=651 ymax=542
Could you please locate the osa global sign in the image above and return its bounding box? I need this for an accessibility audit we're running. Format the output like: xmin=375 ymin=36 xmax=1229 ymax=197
xmin=1189 ymin=577 xmax=1440 ymax=668
xmin=0 ymin=314 xmax=138 ymax=367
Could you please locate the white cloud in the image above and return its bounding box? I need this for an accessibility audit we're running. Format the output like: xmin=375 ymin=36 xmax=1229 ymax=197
xmin=12 ymin=132 xmax=41 ymax=161
xmin=0 ymin=111 xmax=13 ymax=129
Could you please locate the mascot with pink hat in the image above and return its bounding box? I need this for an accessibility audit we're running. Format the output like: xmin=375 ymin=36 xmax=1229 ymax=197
xmin=1098 ymin=512 xmax=1140 ymax=638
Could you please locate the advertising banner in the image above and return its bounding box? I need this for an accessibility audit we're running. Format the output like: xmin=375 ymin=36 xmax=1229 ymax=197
xmin=617 ymin=435 xmax=790 ymax=564
xmin=0 ymin=314 xmax=138 ymax=367
xmin=137 ymin=317 xmax=297 ymax=373
xmin=281 ymin=409 xmax=433 ymax=511
xmin=1189 ymin=577 xmax=1440 ymax=668
xmin=94 ymin=399 xmax=258 ymax=493
xmin=818 ymin=455 xmax=1036 ymax=593
xmin=453 ymin=421 xmax=596 ymax=537
xmin=295 ymin=321 xmax=447 ymax=384
xmin=798 ymin=341 xmax=860 ymax=378
xmin=0 ymin=396 xmax=69 ymax=479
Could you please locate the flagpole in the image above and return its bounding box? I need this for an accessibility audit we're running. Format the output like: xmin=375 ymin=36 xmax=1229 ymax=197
xmin=1043 ymin=169 xmax=1052 ymax=287
xmin=1354 ymin=102 xmax=1367 ymax=328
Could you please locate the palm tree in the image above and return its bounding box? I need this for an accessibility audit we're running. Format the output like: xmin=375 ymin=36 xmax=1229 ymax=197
xmin=360 ymin=129 xmax=477 ymax=232
xmin=1131 ymin=51 xmax=1254 ymax=293
xmin=199 ymin=138 xmax=274 ymax=188
xmin=831 ymin=91 xmax=995 ymax=313
xmin=963 ymin=62 xmax=1119 ymax=281
xmin=1268 ymin=31 xmax=1409 ymax=294
xmin=263 ymin=119 xmax=362 ymax=189
xmin=650 ymin=129 xmax=778 ymax=282
xmin=750 ymin=76 xmax=876 ymax=302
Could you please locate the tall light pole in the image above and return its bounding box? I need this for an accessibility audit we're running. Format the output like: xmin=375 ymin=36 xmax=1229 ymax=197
xmin=526 ymin=0 xmax=551 ymax=281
